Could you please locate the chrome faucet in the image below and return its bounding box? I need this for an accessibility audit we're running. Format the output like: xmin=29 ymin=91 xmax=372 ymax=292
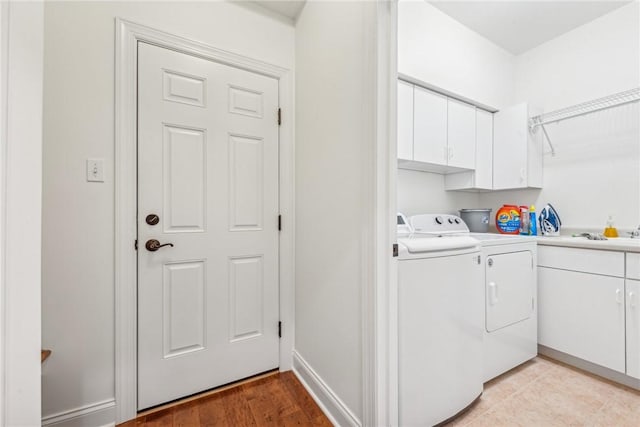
xmin=628 ymin=226 xmax=640 ymax=238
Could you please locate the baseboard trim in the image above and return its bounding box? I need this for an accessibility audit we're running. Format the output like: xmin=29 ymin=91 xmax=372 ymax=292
xmin=292 ymin=350 xmax=361 ymax=427
xmin=42 ymin=399 xmax=116 ymax=427
xmin=539 ymin=345 xmax=640 ymax=390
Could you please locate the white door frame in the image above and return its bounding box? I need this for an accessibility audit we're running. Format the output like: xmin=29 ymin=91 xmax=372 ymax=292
xmin=0 ymin=2 xmax=44 ymax=426
xmin=365 ymin=2 xmax=398 ymax=426
xmin=114 ymin=19 xmax=295 ymax=423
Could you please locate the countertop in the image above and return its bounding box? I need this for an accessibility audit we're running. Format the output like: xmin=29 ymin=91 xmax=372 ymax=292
xmin=536 ymin=235 xmax=640 ymax=253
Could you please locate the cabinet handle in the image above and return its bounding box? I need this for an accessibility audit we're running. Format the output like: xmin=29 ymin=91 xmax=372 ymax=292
xmin=488 ymin=282 xmax=498 ymax=305
xmin=520 ymin=168 xmax=526 ymax=182
xmin=616 ymin=289 xmax=623 ymax=304
xmin=448 ymin=147 xmax=453 ymax=160
xmin=630 ymin=291 xmax=636 ymax=308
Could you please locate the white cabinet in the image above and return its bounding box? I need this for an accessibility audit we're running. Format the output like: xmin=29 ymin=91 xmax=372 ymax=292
xmin=538 ymin=246 xmax=640 ymax=379
xmin=397 ymin=81 xmax=477 ymax=174
xmin=627 ymin=278 xmax=640 ymax=379
xmin=538 ymin=266 xmax=626 ymax=373
xmin=445 ymin=109 xmax=493 ymax=191
xmin=626 ymin=253 xmax=640 ymax=379
xmin=493 ymin=103 xmax=543 ymax=190
xmin=397 ymin=80 xmax=414 ymax=161
xmin=413 ymin=86 xmax=448 ymax=165
xmin=447 ymin=98 xmax=476 ymax=169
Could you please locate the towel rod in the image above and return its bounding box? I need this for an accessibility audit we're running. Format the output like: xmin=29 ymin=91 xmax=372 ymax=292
xmin=529 ymin=87 xmax=640 ymax=156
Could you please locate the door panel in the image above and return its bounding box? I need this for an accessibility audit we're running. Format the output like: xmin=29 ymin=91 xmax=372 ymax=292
xmin=538 ymin=267 xmax=625 ymax=373
xmin=137 ymin=42 xmax=279 ymax=410
xmin=413 ymin=86 xmax=447 ymax=165
xmin=447 ymin=98 xmax=476 ymax=169
xmin=486 ymin=251 xmax=534 ymax=332
xmin=397 ymin=80 xmax=414 ymax=161
xmin=627 ymin=279 xmax=640 ymax=379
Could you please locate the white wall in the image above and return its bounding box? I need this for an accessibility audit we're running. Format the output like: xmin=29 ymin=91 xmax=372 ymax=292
xmin=480 ymin=2 xmax=640 ymax=231
xmin=398 ymin=0 xmax=515 ymax=109
xmin=295 ymin=1 xmax=379 ymax=424
xmin=397 ymin=170 xmax=480 ymax=216
xmin=41 ymin=2 xmax=294 ymax=423
xmin=2 ymin=2 xmax=43 ymax=425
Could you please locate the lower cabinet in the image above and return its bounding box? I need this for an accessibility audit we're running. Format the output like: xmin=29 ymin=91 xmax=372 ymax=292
xmin=627 ymin=279 xmax=640 ymax=379
xmin=538 ymin=266 xmax=626 ymax=373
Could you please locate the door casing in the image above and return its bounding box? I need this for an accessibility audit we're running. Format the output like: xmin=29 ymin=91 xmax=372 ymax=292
xmin=114 ymin=19 xmax=295 ymax=423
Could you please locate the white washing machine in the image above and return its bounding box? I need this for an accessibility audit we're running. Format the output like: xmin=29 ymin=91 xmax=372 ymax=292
xmin=397 ymin=215 xmax=483 ymax=426
xmin=410 ymin=214 xmax=538 ymax=383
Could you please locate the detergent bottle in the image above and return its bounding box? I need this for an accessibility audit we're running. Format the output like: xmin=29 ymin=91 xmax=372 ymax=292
xmin=529 ymin=205 xmax=537 ymax=236
xmin=496 ymin=205 xmax=521 ymax=235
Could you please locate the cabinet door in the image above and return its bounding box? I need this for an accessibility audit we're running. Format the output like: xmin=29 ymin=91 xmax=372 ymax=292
xmin=397 ymin=80 xmax=414 ymax=161
xmin=447 ymin=98 xmax=476 ymax=169
xmin=413 ymin=86 xmax=447 ymax=165
xmin=493 ymin=103 xmax=528 ymax=190
xmin=486 ymin=251 xmax=534 ymax=332
xmin=627 ymin=279 xmax=640 ymax=379
xmin=538 ymin=267 xmax=625 ymax=373
xmin=475 ymin=109 xmax=493 ymax=189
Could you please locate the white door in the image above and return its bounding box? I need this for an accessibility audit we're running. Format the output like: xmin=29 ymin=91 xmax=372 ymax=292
xmin=447 ymin=98 xmax=476 ymax=169
xmin=137 ymin=42 xmax=280 ymax=410
xmin=474 ymin=109 xmax=493 ymax=189
xmin=413 ymin=86 xmax=447 ymax=165
xmin=627 ymin=279 xmax=640 ymax=379
xmin=485 ymin=251 xmax=534 ymax=332
xmin=538 ymin=267 xmax=625 ymax=373
xmin=397 ymin=80 xmax=414 ymax=161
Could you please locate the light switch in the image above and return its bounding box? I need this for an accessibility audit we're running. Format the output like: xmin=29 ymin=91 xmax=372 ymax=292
xmin=87 ymin=159 xmax=105 ymax=182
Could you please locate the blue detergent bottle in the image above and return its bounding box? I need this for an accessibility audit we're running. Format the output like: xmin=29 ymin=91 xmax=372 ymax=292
xmin=529 ymin=205 xmax=537 ymax=236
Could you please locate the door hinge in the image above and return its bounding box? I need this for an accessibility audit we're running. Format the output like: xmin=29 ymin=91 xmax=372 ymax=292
xmin=278 ymin=215 xmax=282 ymax=231
xmin=278 ymin=321 xmax=282 ymax=338
xmin=393 ymin=243 xmax=399 ymax=257
xmin=134 ymin=239 xmax=138 ymax=251
xmin=278 ymin=108 xmax=282 ymax=126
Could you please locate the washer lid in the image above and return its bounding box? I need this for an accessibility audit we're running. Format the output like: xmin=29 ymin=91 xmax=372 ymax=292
xmin=399 ymin=235 xmax=479 ymax=253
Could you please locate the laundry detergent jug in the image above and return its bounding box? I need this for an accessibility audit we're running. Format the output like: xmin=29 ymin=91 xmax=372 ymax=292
xmin=496 ymin=205 xmax=521 ymax=235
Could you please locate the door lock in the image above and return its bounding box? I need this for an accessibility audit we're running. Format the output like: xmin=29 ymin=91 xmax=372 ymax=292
xmin=488 ymin=258 xmax=494 ymax=267
xmin=145 ymin=239 xmax=174 ymax=252
xmin=146 ymin=214 xmax=160 ymax=226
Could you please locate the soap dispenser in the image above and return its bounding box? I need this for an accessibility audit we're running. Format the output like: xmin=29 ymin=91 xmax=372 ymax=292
xmin=603 ymin=215 xmax=619 ymax=238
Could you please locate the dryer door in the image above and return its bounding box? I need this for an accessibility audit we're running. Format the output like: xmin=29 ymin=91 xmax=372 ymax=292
xmin=486 ymin=250 xmax=534 ymax=332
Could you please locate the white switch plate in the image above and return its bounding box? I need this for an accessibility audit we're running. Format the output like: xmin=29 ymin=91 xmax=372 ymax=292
xmin=87 ymin=158 xmax=105 ymax=182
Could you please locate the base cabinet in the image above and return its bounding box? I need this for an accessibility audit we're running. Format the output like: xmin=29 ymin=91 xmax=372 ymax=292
xmin=538 ymin=266 xmax=626 ymax=373
xmin=627 ymin=279 xmax=640 ymax=379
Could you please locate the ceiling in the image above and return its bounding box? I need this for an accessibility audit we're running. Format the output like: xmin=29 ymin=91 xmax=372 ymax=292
xmin=251 ymin=1 xmax=306 ymax=21
xmin=429 ymin=1 xmax=631 ymax=55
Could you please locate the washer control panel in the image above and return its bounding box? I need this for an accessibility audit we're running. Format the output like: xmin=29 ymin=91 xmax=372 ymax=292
xmin=410 ymin=214 xmax=470 ymax=234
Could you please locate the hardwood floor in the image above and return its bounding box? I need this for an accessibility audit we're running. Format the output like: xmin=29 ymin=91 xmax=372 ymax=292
xmin=118 ymin=371 xmax=333 ymax=427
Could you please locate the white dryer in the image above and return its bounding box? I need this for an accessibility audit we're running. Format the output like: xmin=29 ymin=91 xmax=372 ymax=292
xmin=410 ymin=214 xmax=538 ymax=383
xmin=472 ymin=233 xmax=538 ymax=382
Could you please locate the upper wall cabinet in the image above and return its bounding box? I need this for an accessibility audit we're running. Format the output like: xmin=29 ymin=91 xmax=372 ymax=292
xmin=398 ymin=81 xmax=476 ymax=174
xmin=397 ymin=80 xmax=414 ymax=161
xmin=493 ymin=103 xmax=543 ymax=190
xmin=445 ymin=109 xmax=493 ymax=191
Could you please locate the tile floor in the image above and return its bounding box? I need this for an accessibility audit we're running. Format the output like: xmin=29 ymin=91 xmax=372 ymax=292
xmin=446 ymin=356 xmax=640 ymax=427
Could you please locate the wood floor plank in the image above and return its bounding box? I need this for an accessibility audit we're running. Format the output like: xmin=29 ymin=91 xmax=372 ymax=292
xmin=222 ymin=388 xmax=257 ymax=426
xmin=197 ymin=395 xmax=229 ymax=427
xmin=119 ymin=370 xmax=330 ymax=427
xmin=173 ymin=402 xmax=200 ymax=427
xmin=281 ymin=371 xmax=332 ymax=425
xmin=243 ymin=378 xmax=280 ymax=426
xmin=143 ymin=408 xmax=174 ymax=427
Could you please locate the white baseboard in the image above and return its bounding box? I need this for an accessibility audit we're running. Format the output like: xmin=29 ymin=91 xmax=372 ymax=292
xmin=292 ymin=350 xmax=361 ymax=427
xmin=42 ymin=399 xmax=116 ymax=427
